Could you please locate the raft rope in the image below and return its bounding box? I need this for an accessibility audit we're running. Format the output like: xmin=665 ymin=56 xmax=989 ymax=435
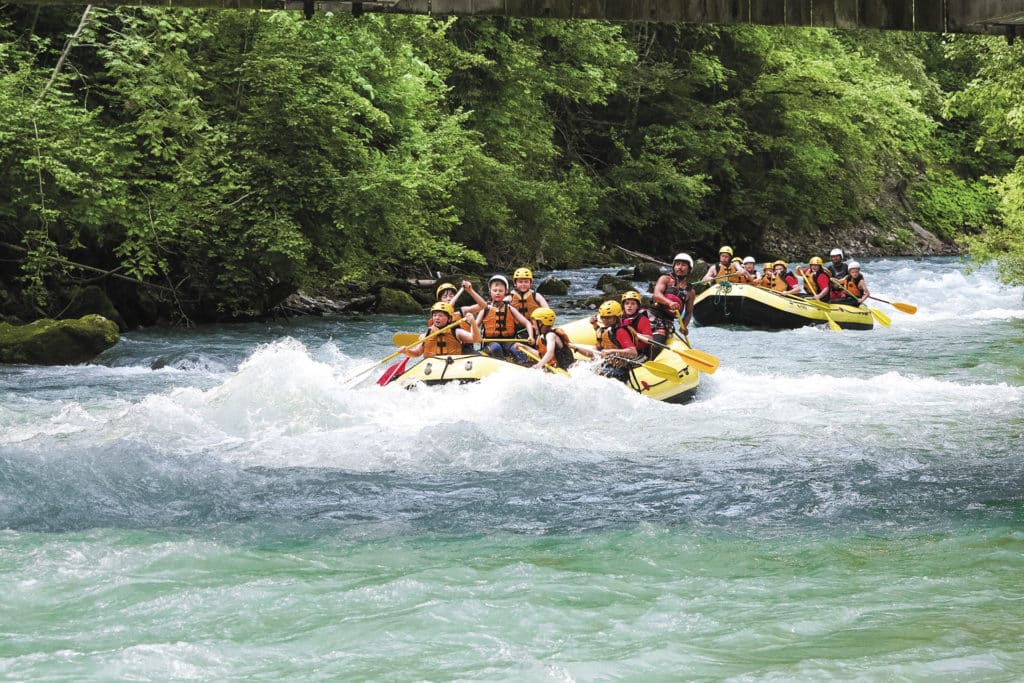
xmin=712 ymin=281 xmax=733 ymax=318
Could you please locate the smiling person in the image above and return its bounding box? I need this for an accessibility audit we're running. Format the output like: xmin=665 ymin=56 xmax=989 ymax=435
xmin=402 ymin=302 xmax=480 ymax=359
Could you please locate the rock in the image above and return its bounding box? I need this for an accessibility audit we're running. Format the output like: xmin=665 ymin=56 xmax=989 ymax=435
xmin=60 ymin=285 xmax=127 ymax=331
xmin=0 ymin=314 xmax=120 ymax=365
xmin=633 ymin=262 xmax=664 ymax=281
xmin=595 ymin=275 xmax=634 ymax=294
xmin=274 ymin=292 xmax=347 ymax=316
xmin=537 ymin=277 xmax=570 ymax=295
xmin=377 ymin=287 xmax=422 ymax=314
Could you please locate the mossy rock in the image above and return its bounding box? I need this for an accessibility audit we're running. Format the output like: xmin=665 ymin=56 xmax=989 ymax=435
xmin=536 ymin=277 xmax=570 ymax=296
xmin=596 ymin=274 xmax=635 ymax=294
xmin=377 ymin=287 xmax=422 ymax=314
xmin=633 ymin=262 xmax=664 ymax=281
xmin=0 ymin=314 xmax=120 ymax=365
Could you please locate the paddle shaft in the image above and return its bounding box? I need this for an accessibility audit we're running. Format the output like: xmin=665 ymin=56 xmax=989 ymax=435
xmin=639 ymin=334 xmax=719 ymax=375
xmin=345 ymin=318 xmax=463 ymax=385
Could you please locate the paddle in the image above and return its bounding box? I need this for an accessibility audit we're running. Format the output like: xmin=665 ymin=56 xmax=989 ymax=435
xmin=569 ymin=343 xmax=679 ymax=381
xmin=793 ymin=270 xmax=841 ymax=332
xmin=778 ymin=288 xmax=841 ymax=332
xmin=376 ymin=357 xmax=409 ymax=386
xmin=344 ymin=317 xmax=463 ymax=386
xmin=514 ymin=343 xmax=571 ymax=377
xmin=391 ymin=335 xmax=527 ymax=347
xmin=640 ymin=334 xmax=719 ymax=375
xmin=828 ymin=277 xmax=891 ymax=327
xmin=389 ymin=288 xmax=468 ymax=348
xmin=869 ymin=296 xmax=917 ymax=314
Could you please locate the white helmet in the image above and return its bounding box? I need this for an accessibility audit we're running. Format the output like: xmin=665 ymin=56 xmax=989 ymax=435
xmin=848 ymin=261 xmax=861 ymax=270
xmin=742 ymin=256 xmax=756 ymax=264
xmin=830 ymin=248 xmax=844 ymax=257
xmin=488 ymin=274 xmax=509 ymax=288
xmin=672 ymin=253 xmax=694 ymax=267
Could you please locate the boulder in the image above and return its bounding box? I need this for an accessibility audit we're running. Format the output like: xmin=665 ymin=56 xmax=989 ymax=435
xmin=633 ymin=262 xmax=664 ymax=281
xmin=536 ymin=277 xmax=570 ymax=296
xmin=0 ymin=314 xmax=120 ymax=365
xmin=61 ymin=285 xmax=127 ymax=331
xmin=596 ymin=274 xmax=634 ymax=294
xmin=377 ymin=287 xmax=422 ymax=314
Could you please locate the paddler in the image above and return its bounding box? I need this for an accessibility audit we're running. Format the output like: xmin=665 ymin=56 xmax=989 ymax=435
xmin=573 ymin=300 xmax=639 ymax=383
xmin=651 ymin=252 xmax=696 ymax=344
xmin=402 ymin=302 xmax=480 ymax=359
xmin=527 ymin=307 xmax=575 ymax=371
xmin=476 ymin=275 xmax=534 ymax=364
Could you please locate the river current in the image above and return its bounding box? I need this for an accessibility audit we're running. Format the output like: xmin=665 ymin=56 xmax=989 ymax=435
xmin=1 ymin=257 xmax=1022 ymax=680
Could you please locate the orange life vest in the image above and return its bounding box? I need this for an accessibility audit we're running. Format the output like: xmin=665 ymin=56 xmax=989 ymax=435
xmin=480 ymin=303 xmax=516 ymax=339
xmin=421 ymin=327 xmax=462 ymax=357
xmin=509 ymin=289 xmax=541 ymax=319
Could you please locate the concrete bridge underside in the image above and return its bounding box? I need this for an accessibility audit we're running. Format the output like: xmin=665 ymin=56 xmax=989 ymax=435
xmin=16 ymin=0 xmax=1024 ymax=36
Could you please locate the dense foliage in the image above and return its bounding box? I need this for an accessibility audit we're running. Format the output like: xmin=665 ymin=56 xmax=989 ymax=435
xmin=1 ymin=8 xmax=1019 ymax=324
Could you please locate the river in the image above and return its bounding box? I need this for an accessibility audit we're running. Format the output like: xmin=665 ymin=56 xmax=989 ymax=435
xmin=2 ymin=256 xmax=1022 ymax=680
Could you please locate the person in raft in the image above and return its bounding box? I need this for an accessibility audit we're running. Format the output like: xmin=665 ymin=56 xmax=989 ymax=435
xmin=432 ymin=280 xmax=487 ymax=352
xmin=507 ymin=267 xmax=549 ymax=336
xmin=836 ymin=261 xmax=871 ymax=306
xmin=402 ymin=302 xmax=480 ymax=359
xmin=476 ymin=275 xmax=534 ymax=364
xmin=525 ymin=307 xmax=575 ymax=371
xmin=574 ymin=300 xmax=639 ymax=383
xmin=651 ymin=252 xmax=696 ymax=344
xmin=798 ymin=257 xmax=832 ymax=301
xmin=617 ymin=290 xmax=653 ymax=359
xmin=703 ymin=246 xmax=742 ymax=283
xmin=772 ymin=261 xmax=802 ymax=295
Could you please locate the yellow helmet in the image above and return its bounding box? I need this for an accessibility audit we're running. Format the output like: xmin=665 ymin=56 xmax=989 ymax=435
xmin=620 ymin=290 xmax=643 ymax=303
xmin=513 ymin=267 xmax=533 ymax=280
xmin=435 ymin=282 xmax=457 ymax=298
xmin=774 ymin=260 xmax=788 ymax=270
xmin=430 ymin=301 xmax=454 ymax=318
xmin=762 ymin=263 xmax=773 ymax=271
xmin=598 ymin=300 xmax=623 ymax=318
xmin=809 ymin=256 xmax=823 ymax=266
xmin=731 ymin=257 xmax=742 ymax=263
xmin=530 ymin=307 xmax=556 ymax=327
xmin=719 ymin=246 xmax=734 ymax=256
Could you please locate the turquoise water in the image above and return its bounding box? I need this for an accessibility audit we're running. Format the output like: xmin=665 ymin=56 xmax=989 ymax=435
xmin=2 ymin=257 xmax=1023 ymax=680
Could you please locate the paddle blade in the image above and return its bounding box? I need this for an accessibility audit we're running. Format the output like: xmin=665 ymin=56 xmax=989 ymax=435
xmin=641 ymin=361 xmax=680 ymax=381
xmin=825 ymin=314 xmax=842 ymax=332
xmin=392 ymin=332 xmax=421 ymax=347
xmin=868 ymin=307 xmax=892 ymax=327
xmin=680 ymin=348 xmax=719 ymax=374
xmin=892 ymin=301 xmax=917 ymax=314
xmin=376 ymin=357 xmax=410 ymax=386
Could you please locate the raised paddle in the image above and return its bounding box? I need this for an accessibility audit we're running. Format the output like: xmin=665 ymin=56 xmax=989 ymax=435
xmin=344 ymin=317 xmax=463 ymax=386
xmin=514 ymin=343 xmax=571 ymax=377
xmin=569 ymin=343 xmax=680 ymax=381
